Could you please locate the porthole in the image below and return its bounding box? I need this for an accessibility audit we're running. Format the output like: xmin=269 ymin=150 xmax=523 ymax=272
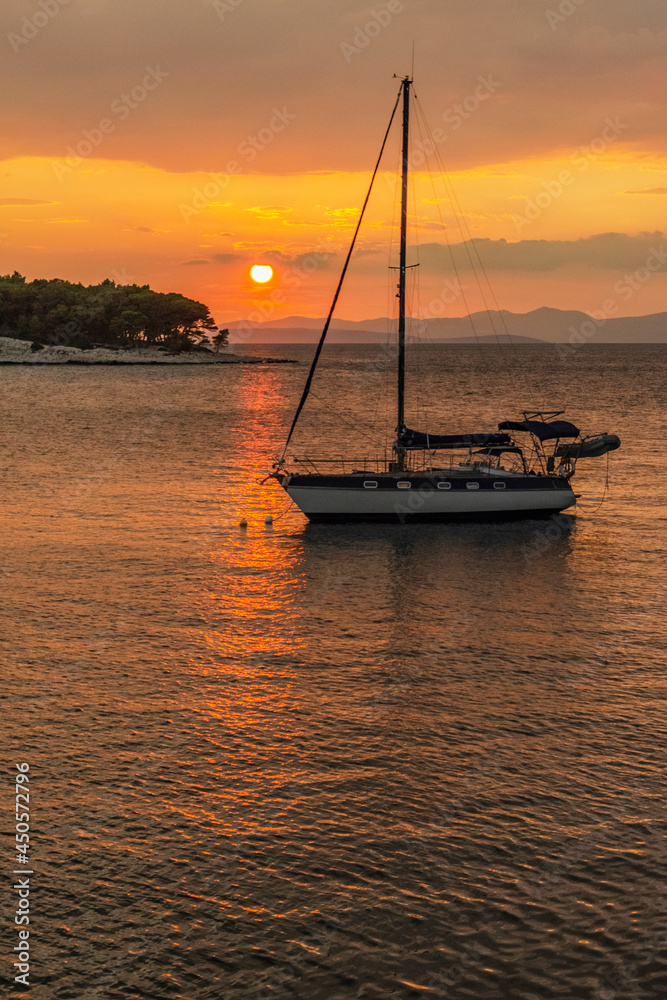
xmin=437 ymin=481 xmax=452 ymax=490
xmin=493 ymin=481 xmax=506 ymax=490
xmin=466 ymin=482 xmax=480 ymax=490
xmin=397 ymin=481 xmax=411 ymax=490
xmin=363 ymin=481 xmax=378 ymax=489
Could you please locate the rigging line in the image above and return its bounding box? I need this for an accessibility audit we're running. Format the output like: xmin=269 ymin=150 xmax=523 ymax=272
xmin=272 ymin=498 xmax=298 ymax=521
xmin=413 ymin=116 xmax=525 ymax=424
xmin=409 ymin=95 xmax=445 ymax=361
xmin=409 ymin=89 xmax=421 ymax=272
xmin=412 ymin=268 xmax=433 ymax=435
xmin=575 ymin=451 xmax=611 ymax=514
xmin=414 ymin=96 xmax=517 ymax=358
xmin=408 ymin=265 xmax=430 ymax=434
xmin=280 ymin=85 xmax=402 ymax=459
xmin=368 ymin=117 xmax=402 ymax=444
xmin=307 ymin=389 xmax=388 ymax=449
xmin=375 ymin=133 xmax=402 ymax=440
xmin=414 ymin=108 xmax=505 ymax=351
xmin=443 ymin=175 xmax=514 ymax=352
xmin=410 ymin=93 xmax=485 ymax=355
xmin=412 ymin=97 xmax=513 ymax=362
xmin=439 ymin=162 xmax=516 ymax=346
xmin=406 ymin=94 xmax=428 ymax=432
xmin=411 ymin=100 xmax=522 ymax=435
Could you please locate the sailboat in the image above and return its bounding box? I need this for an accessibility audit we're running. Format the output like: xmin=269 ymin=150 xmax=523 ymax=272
xmin=270 ymin=76 xmax=620 ymax=523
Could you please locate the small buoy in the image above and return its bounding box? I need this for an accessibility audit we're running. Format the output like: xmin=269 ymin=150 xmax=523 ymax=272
xmin=239 ymin=518 xmax=247 ymax=528
xmin=265 ymin=514 xmax=273 ymax=525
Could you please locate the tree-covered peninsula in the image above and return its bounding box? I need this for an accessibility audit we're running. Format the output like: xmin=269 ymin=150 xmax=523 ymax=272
xmin=0 ymin=272 xmax=228 ymax=352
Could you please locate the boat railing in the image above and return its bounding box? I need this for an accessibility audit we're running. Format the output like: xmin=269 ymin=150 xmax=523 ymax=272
xmin=293 ymin=456 xmax=392 ymax=474
xmin=290 ymin=452 xmax=521 ymax=475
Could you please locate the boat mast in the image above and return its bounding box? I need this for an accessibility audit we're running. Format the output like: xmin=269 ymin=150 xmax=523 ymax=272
xmin=396 ymin=75 xmax=411 ymax=465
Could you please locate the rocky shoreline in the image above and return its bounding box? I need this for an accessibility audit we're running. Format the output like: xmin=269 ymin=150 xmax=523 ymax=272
xmin=0 ymin=337 xmax=295 ymax=366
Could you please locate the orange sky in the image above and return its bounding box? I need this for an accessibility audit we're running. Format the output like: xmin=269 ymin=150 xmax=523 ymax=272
xmin=2 ymin=0 xmax=666 ymax=327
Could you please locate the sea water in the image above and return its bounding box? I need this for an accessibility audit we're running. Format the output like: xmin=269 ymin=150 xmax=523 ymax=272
xmin=2 ymin=344 xmax=666 ymax=999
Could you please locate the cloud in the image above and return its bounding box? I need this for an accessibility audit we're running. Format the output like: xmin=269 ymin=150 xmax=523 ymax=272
xmin=265 ymin=247 xmax=338 ymax=271
xmin=212 ymin=252 xmax=241 ymax=264
xmin=1 ymin=0 xmax=665 ymax=172
xmin=413 ymin=232 xmax=667 ymax=273
xmin=0 ymin=198 xmax=56 ymax=206
xmin=624 ymin=187 xmax=667 ymax=194
xmin=182 ymin=252 xmax=241 ymax=266
xmin=247 ymin=206 xmax=293 ymax=220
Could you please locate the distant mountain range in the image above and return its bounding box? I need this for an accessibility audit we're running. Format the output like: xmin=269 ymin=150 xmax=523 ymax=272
xmin=229 ymin=307 xmax=667 ymax=344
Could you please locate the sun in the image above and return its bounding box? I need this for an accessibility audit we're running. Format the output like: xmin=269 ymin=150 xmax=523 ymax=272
xmin=250 ymin=264 xmax=273 ymax=283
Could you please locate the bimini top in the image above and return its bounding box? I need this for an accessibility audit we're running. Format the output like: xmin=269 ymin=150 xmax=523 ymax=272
xmin=398 ymin=428 xmax=514 ymax=451
xmin=498 ymin=418 xmax=580 ymax=441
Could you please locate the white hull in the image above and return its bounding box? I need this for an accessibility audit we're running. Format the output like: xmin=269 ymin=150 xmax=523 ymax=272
xmin=282 ymin=474 xmax=576 ymax=523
